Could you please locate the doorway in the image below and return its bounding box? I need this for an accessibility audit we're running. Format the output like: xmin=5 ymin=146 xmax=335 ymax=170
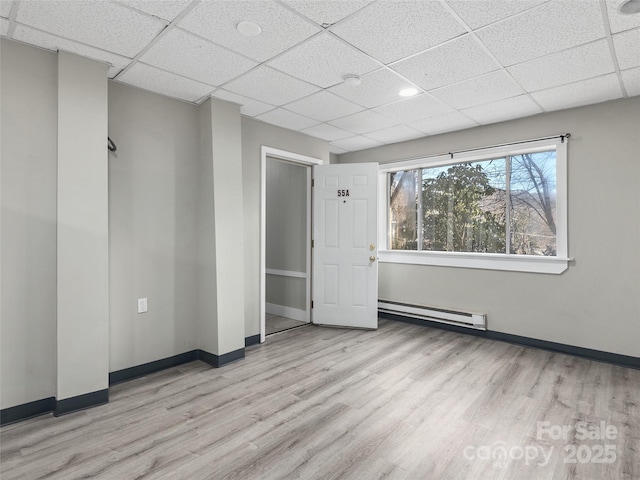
xmin=265 ymin=158 xmax=309 ymax=335
xmin=260 ymin=147 xmax=323 ymax=342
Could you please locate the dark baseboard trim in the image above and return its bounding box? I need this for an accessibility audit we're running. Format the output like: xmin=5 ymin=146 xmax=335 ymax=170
xmin=245 ymin=334 xmax=261 ymax=347
xmin=3 ymin=345 xmax=247 ymax=426
xmin=198 ymin=349 xmax=218 ymax=367
xmin=215 ymin=348 xmax=245 ymax=366
xmin=54 ymin=389 xmax=109 ymax=417
xmin=109 ymin=347 xmax=247 ymax=385
xmin=198 ymin=348 xmax=245 ymax=368
xmin=109 ymin=350 xmax=198 ymax=386
xmin=487 ymin=331 xmax=640 ymax=369
xmin=1 ymin=397 xmax=55 ymax=426
xmin=380 ymin=312 xmax=640 ymax=370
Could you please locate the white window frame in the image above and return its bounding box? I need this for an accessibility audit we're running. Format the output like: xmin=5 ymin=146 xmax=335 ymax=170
xmin=378 ymin=138 xmax=569 ymax=274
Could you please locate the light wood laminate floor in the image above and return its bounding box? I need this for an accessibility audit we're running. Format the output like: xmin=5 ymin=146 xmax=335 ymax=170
xmin=1 ymin=319 xmax=639 ymax=479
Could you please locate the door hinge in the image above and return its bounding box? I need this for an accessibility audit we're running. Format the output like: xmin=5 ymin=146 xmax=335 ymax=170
xmin=312 ymin=239 xmax=314 ymax=248
xmin=311 ymin=301 xmax=314 ymax=309
xmin=312 ymin=179 xmax=315 ymax=187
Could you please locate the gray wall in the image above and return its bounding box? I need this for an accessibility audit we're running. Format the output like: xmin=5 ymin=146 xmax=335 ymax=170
xmin=241 ymin=118 xmax=329 ymax=337
xmin=265 ymin=159 xmax=308 ymax=311
xmin=1 ymin=40 xmax=257 ymax=410
xmin=108 ymin=82 xmax=200 ymax=372
xmin=266 ymin=276 xmax=307 ymax=312
xmin=339 ymin=97 xmax=640 ymax=357
xmin=1 ymin=40 xmax=58 ymax=409
xmin=266 ymin=159 xmax=307 ymax=273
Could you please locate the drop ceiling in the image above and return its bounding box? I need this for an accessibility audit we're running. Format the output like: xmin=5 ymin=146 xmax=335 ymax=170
xmin=2 ymin=0 xmax=639 ymax=154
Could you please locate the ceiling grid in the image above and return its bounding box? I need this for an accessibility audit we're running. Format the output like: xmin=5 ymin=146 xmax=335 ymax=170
xmin=1 ymin=0 xmax=638 ymax=152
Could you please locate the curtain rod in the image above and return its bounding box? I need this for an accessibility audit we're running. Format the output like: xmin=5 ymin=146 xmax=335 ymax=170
xmin=380 ymin=133 xmax=571 ymax=166
xmin=448 ymin=133 xmax=571 ymax=158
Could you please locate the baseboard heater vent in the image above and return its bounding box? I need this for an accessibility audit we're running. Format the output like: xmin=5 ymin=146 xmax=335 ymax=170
xmin=378 ymin=300 xmax=486 ymax=330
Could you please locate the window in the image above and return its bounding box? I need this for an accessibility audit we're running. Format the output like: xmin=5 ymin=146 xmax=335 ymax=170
xmin=379 ymin=137 xmax=568 ymax=274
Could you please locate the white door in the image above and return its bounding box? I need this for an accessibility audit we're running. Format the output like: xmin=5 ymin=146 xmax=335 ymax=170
xmin=312 ymin=163 xmax=378 ymax=329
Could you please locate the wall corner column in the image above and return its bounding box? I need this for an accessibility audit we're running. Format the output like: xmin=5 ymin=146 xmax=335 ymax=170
xmin=56 ymin=52 xmax=109 ymax=414
xmin=197 ymin=98 xmax=246 ymax=365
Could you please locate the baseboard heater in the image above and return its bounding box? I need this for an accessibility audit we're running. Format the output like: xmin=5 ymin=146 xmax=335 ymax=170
xmin=378 ymin=300 xmax=487 ymax=330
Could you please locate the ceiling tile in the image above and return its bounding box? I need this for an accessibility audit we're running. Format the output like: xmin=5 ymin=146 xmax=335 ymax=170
xmin=255 ymin=108 xmax=319 ymax=131
xmin=178 ymin=0 xmax=321 ymax=62
xmin=140 ymin=28 xmax=257 ymax=86
xmin=223 ymin=65 xmax=320 ymax=106
xmin=391 ymin=35 xmax=498 ymax=91
xmin=531 ymin=74 xmax=623 ymax=111
xmin=364 ymin=125 xmax=424 ymax=144
xmin=282 ymin=0 xmax=373 ymax=27
xmin=476 ymin=1 xmax=605 ymax=66
xmin=621 ymin=67 xmax=640 ymax=96
xmin=330 ymin=0 xmax=466 ymax=64
xmin=300 ymin=123 xmax=354 ymax=141
xmin=267 ymin=33 xmax=379 ymax=88
xmin=12 ymin=25 xmax=131 ymax=78
xmin=1 ymin=18 xmax=8 ymax=36
xmin=409 ymin=111 xmax=477 ymax=135
xmin=329 ymin=69 xmax=417 ymax=108
xmin=117 ymin=62 xmax=214 ymax=103
xmin=329 ymin=109 xmax=399 ymax=134
xmin=372 ymin=94 xmax=453 ymax=123
xmin=447 ymin=0 xmax=547 ymax=30
xmin=605 ymin=0 xmax=640 ymax=34
xmin=430 ymin=70 xmax=525 ymax=110
xmin=117 ymin=0 xmax=192 ymax=22
xmin=1 ymin=1 xmax=12 ymax=18
xmin=16 ymin=0 xmax=165 ymax=57
xmin=461 ymin=95 xmax=542 ymax=125
xmin=329 ymin=145 xmax=349 ymax=155
xmin=211 ymin=89 xmax=275 ymax=117
xmin=613 ymin=28 xmax=640 ymax=71
xmin=330 ymin=135 xmax=383 ymax=152
xmin=284 ymin=91 xmax=364 ymax=122
xmin=508 ymin=40 xmax=615 ymax=92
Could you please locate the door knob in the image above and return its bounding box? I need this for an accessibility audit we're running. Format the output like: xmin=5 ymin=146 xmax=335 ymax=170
xmin=369 ymin=256 xmax=376 ymax=262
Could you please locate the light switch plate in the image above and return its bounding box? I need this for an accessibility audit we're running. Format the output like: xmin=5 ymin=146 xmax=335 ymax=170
xmin=137 ymin=298 xmax=148 ymax=314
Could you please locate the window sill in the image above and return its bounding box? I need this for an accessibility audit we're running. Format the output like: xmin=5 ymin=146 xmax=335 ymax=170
xmin=378 ymin=250 xmax=570 ymax=274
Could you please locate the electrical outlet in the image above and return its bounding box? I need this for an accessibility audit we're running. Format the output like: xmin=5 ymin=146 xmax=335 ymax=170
xmin=137 ymin=298 xmax=148 ymax=314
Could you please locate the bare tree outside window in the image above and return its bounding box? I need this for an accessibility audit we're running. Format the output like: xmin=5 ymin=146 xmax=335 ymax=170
xmin=510 ymin=151 xmax=557 ymax=255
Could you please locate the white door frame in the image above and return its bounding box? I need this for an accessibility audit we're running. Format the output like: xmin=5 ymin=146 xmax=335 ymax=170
xmin=260 ymin=146 xmax=324 ymax=343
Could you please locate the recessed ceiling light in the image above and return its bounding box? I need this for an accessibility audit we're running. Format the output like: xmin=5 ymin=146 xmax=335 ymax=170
xmin=619 ymin=0 xmax=640 ymax=14
xmin=399 ymin=87 xmax=419 ymax=97
xmin=237 ymin=21 xmax=262 ymax=37
xmin=343 ymin=75 xmax=361 ymax=87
